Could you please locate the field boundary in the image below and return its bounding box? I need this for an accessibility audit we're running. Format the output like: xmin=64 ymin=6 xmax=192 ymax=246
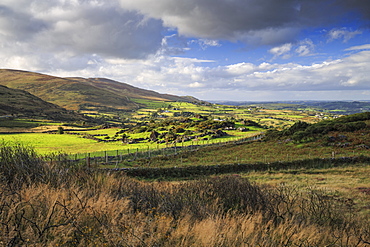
xmin=64 ymin=134 xmax=265 ymax=165
xmin=107 ymin=155 xmax=370 ymax=178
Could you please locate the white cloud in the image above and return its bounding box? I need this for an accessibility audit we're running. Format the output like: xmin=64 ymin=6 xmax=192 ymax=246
xmin=226 ymin=63 xmax=256 ymax=75
xmin=327 ymin=28 xmax=362 ymax=42
xmin=194 ymin=39 xmax=221 ymax=50
xmin=269 ymin=43 xmax=293 ymax=59
xmin=189 ymin=82 xmax=205 ymax=88
xmin=295 ymin=39 xmax=315 ymax=56
xmin=345 ymin=44 xmax=370 ymax=51
xmin=45 ymin=48 xmax=370 ymax=98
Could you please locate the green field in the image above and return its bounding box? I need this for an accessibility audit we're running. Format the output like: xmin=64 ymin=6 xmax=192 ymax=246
xmin=0 ymin=101 xmax=338 ymax=157
xmin=0 ymin=131 xmax=257 ymax=156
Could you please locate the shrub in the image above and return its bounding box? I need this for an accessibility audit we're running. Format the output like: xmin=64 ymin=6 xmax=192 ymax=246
xmin=57 ymin=126 xmax=64 ymax=134
xmin=0 ymin=142 xmax=85 ymax=188
xmin=0 ymin=141 xmax=45 ymax=187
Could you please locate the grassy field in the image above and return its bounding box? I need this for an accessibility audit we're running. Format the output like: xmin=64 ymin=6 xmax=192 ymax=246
xmin=244 ymin=164 xmax=370 ymax=217
xmin=0 ymin=130 xmax=258 ymax=156
xmin=119 ymin=136 xmax=369 ymax=168
xmin=0 ymin=100 xmax=341 ymax=157
xmin=0 ymin=133 xmax=109 ymax=154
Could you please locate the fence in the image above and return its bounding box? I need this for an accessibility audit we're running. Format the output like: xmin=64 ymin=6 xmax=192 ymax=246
xmin=67 ymin=134 xmax=265 ymax=166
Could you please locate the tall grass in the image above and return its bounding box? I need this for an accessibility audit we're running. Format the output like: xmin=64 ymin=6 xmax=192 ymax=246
xmin=0 ymin=142 xmax=369 ymax=246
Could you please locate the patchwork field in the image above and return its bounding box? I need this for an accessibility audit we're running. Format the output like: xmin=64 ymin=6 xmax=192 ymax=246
xmin=1 ymin=101 xmax=324 ymax=156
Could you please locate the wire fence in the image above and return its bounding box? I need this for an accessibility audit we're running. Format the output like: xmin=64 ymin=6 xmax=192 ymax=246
xmin=66 ymin=134 xmax=265 ymax=166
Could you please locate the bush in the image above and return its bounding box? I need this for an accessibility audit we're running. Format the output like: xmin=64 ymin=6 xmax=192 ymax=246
xmin=0 ymin=142 xmax=85 ymax=188
xmin=57 ymin=126 xmax=64 ymax=134
xmin=0 ymin=142 xmax=45 ymax=187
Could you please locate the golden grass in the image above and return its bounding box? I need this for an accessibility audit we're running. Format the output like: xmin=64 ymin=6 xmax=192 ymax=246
xmin=1 ymin=143 xmax=369 ymax=246
xmin=0 ymin=171 xmax=368 ymax=246
xmin=245 ymin=164 xmax=370 ymax=217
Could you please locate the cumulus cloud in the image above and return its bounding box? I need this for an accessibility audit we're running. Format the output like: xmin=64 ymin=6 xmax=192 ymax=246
xmin=49 ymin=46 xmax=370 ymax=96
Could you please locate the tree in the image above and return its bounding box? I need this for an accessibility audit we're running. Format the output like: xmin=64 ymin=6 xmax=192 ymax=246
xmin=57 ymin=126 xmax=64 ymax=134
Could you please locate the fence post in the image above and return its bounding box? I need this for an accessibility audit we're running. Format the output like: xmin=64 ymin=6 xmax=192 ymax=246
xmin=105 ymin=151 xmax=108 ymax=163
xmin=87 ymin=153 xmax=90 ymax=168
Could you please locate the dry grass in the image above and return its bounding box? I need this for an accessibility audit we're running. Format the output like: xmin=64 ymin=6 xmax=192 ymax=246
xmin=1 ymin=179 xmax=369 ymax=246
xmin=1 ymin=142 xmax=370 ymax=246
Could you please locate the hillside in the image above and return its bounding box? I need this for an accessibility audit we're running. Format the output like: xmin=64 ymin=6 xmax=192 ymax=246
xmin=0 ymin=85 xmax=86 ymax=121
xmin=0 ymin=69 xmax=194 ymax=112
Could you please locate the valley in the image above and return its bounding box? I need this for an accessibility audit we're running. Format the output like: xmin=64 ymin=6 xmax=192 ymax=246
xmin=0 ymin=69 xmax=369 ymax=246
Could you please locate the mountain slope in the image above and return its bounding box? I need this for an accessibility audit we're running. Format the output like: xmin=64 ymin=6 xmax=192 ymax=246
xmin=0 ymin=85 xmax=86 ymax=121
xmin=0 ymin=69 xmax=194 ymax=112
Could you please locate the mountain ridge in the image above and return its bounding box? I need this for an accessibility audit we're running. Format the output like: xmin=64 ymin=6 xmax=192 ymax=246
xmin=0 ymin=69 xmax=197 ymax=112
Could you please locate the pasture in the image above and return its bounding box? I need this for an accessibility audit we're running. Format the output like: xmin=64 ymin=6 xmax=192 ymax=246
xmin=0 ymin=101 xmax=337 ymax=157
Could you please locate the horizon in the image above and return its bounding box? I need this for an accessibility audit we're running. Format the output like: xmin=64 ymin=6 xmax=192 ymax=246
xmin=1 ymin=1 xmax=370 ymax=101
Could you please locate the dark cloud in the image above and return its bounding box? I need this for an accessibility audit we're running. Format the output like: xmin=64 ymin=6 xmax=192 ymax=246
xmin=121 ymin=0 xmax=299 ymax=41
xmin=0 ymin=1 xmax=164 ymax=59
xmin=120 ymin=0 xmax=370 ymax=46
xmin=340 ymin=0 xmax=370 ymax=21
xmin=0 ymin=5 xmax=48 ymax=40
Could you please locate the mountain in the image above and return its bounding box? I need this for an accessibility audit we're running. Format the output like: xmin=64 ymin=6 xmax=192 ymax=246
xmin=0 ymin=69 xmax=196 ymax=112
xmin=0 ymin=85 xmax=86 ymax=121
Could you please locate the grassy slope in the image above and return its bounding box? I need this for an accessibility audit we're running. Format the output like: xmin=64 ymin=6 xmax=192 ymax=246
xmin=0 ymin=85 xmax=86 ymax=121
xmin=0 ymin=69 xmax=193 ymax=112
xmin=74 ymin=77 xmax=191 ymax=103
xmin=0 ymin=85 xmax=60 ymax=115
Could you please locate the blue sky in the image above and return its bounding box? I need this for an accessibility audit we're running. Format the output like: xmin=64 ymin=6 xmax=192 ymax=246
xmin=1 ymin=0 xmax=370 ymax=101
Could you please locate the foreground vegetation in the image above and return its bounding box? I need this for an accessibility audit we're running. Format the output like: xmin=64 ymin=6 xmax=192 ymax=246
xmin=0 ymin=143 xmax=369 ymax=246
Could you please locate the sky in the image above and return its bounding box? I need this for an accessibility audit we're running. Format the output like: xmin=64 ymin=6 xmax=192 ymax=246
xmin=1 ymin=0 xmax=370 ymax=101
